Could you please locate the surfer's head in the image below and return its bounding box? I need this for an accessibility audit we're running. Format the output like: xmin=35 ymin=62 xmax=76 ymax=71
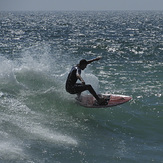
xmin=79 ymin=59 xmax=88 ymax=70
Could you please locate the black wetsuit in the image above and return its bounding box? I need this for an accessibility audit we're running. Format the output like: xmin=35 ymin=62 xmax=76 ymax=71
xmin=66 ymin=66 xmax=100 ymax=101
xmin=66 ymin=66 xmax=83 ymax=94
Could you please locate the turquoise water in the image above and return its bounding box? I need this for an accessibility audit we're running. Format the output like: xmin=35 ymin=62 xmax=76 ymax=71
xmin=0 ymin=11 xmax=163 ymax=162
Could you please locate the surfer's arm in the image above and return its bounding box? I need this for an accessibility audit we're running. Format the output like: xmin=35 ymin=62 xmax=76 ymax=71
xmin=76 ymin=67 xmax=85 ymax=85
xmin=76 ymin=73 xmax=85 ymax=85
xmin=87 ymin=56 xmax=102 ymax=64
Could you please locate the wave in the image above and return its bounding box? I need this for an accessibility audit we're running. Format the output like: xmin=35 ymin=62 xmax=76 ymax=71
xmin=0 ymin=49 xmax=80 ymax=161
xmin=0 ymin=39 xmax=162 ymax=162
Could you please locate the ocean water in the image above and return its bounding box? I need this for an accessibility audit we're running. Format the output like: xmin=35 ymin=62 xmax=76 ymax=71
xmin=0 ymin=11 xmax=163 ymax=163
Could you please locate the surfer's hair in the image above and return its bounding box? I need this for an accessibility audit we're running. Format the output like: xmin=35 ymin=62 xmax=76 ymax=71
xmin=79 ymin=59 xmax=88 ymax=65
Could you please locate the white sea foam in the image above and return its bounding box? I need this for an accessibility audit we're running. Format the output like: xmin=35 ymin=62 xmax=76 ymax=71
xmin=0 ymin=141 xmax=25 ymax=160
xmin=0 ymin=96 xmax=78 ymax=147
xmin=28 ymin=125 xmax=78 ymax=145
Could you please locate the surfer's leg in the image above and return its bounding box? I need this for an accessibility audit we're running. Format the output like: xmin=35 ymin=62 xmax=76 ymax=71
xmin=73 ymin=84 xmax=106 ymax=105
xmin=69 ymin=83 xmax=85 ymax=94
xmin=85 ymin=85 xmax=107 ymax=105
xmin=85 ymin=84 xmax=100 ymax=101
xmin=73 ymin=84 xmax=98 ymax=98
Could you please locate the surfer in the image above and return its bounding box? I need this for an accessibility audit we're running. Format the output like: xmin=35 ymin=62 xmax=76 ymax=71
xmin=66 ymin=56 xmax=106 ymax=105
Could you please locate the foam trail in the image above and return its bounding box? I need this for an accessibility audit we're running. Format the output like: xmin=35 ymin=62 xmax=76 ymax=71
xmin=28 ymin=125 xmax=78 ymax=146
xmin=0 ymin=142 xmax=25 ymax=160
xmin=0 ymin=96 xmax=78 ymax=147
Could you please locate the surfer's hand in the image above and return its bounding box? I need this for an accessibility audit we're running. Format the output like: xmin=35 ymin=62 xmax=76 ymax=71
xmin=96 ymin=56 xmax=102 ymax=61
xmin=87 ymin=56 xmax=102 ymax=64
xmin=82 ymin=81 xmax=85 ymax=85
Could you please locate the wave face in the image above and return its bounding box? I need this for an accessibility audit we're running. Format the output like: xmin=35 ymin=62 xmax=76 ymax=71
xmin=0 ymin=11 xmax=163 ymax=162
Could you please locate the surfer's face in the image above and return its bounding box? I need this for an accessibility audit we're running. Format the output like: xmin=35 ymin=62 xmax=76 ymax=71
xmin=80 ymin=64 xmax=87 ymax=70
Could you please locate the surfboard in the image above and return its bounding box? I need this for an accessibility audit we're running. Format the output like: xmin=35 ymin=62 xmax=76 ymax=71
xmin=76 ymin=94 xmax=132 ymax=108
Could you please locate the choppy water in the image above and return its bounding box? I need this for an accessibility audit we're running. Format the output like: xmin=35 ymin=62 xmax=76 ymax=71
xmin=0 ymin=11 xmax=163 ymax=163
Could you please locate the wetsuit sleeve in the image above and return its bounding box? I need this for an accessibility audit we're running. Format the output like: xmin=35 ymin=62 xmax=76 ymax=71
xmin=76 ymin=67 xmax=81 ymax=76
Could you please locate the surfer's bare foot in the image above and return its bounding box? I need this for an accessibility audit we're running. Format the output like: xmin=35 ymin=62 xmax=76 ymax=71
xmin=98 ymin=98 xmax=107 ymax=105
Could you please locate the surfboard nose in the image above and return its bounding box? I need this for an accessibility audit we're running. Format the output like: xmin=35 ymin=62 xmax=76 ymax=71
xmin=128 ymin=96 xmax=132 ymax=100
xmin=124 ymin=96 xmax=132 ymax=102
